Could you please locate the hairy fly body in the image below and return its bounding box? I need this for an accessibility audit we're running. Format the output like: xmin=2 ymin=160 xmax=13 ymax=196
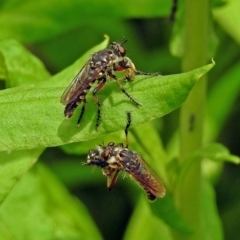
xmin=61 ymin=41 xmax=160 ymax=129
xmin=83 ymin=112 xmax=166 ymax=201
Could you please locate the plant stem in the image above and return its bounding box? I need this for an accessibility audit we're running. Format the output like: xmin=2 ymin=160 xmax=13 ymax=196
xmin=180 ymin=2 xmax=208 ymax=157
xmin=176 ymin=0 xmax=209 ymax=239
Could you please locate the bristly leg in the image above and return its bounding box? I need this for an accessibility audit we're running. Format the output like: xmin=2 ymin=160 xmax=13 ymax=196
xmin=92 ymin=78 xmax=107 ymax=129
xmin=125 ymin=111 xmax=132 ymax=148
xmin=77 ymin=98 xmax=87 ymax=127
xmin=107 ymin=169 xmax=120 ymax=190
xmin=94 ymin=98 xmax=101 ymax=130
xmin=135 ymin=71 xmax=161 ymax=77
xmin=114 ymin=76 xmax=142 ymax=107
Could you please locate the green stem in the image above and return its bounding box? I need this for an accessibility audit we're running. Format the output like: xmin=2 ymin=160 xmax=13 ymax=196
xmin=175 ymin=0 xmax=209 ymax=239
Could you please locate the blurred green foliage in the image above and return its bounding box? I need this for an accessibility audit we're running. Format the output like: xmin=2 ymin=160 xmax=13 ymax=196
xmin=0 ymin=0 xmax=240 ymax=240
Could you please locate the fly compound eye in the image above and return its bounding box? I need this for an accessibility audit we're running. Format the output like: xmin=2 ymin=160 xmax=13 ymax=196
xmin=117 ymin=45 xmax=126 ymax=56
xmin=110 ymin=42 xmax=126 ymax=57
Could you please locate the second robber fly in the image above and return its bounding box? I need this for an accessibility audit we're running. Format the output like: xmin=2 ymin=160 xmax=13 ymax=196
xmin=60 ymin=40 xmax=160 ymax=129
xmin=83 ymin=112 xmax=166 ymax=201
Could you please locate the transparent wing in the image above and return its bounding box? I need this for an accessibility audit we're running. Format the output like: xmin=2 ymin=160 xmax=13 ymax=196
xmin=61 ymin=61 xmax=104 ymax=105
xmin=125 ymin=154 xmax=166 ymax=199
xmin=60 ymin=62 xmax=91 ymax=104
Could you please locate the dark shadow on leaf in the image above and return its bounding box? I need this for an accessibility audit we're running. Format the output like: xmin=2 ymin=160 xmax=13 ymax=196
xmin=57 ymin=108 xmax=97 ymax=142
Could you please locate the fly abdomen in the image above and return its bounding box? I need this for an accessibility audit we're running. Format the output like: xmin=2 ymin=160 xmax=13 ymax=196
xmin=145 ymin=190 xmax=157 ymax=201
xmin=64 ymin=80 xmax=93 ymax=118
xmin=120 ymin=150 xmax=141 ymax=172
xmin=64 ymin=99 xmax=82 ymax=118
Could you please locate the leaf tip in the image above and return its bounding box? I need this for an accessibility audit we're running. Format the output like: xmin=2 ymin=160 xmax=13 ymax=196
xmin=103 ymin=34 xmax=110 ymax=42
xmin=210 ymin=58 xmax=215 ymax=65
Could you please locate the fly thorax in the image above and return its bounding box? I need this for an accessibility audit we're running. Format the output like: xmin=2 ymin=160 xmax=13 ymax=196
xmin=107 ymin=155 xmax=118 ymax=164
xmin=113 ymin=55 xmax=124 ymax=65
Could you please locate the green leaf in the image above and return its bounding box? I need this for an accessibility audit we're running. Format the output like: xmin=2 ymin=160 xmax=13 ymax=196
xmin=123 ymin=196 xmax=172 ymax=240
xmin=0 ymin=61 xmax=214 ymax=151
xmin=170 ymin=2 xmax=218 ymax=58
xmin=150 ymin=194 xmax=192 ymax=233
xmin=200 ymin=178 xmax=223 ymax=240
xmin=0 ymin=163 xmax=102 ymax=240
xmin=0 ymin=39 xmax=52 ymax=205
xmin=206 ymin=60 xmax=240 ymax=141
xmin=174 ymin=154 xmax=224 ymax=240
xmin=0 ymin=51 xmax=6 ymax=80
xmin=196 ymin=143 xmax=240 ymax=164
xmin=0 ymin=0 xmax=171 ymax=43
xmin=214 ymin=0 xmax=240 ymax=45
xmin=0 ymin=39 xmax=50 ymax=87
xmin=0 ymin=149 xmax=42 ymax=204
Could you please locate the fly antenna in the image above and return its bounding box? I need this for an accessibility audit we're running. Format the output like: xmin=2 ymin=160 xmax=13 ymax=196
xmin=121 ymin=37 xmax=128 ymax=45
xmin=125 ymin=111 xmax=131 ymax=148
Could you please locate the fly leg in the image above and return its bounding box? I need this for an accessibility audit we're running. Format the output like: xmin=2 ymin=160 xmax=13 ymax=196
xmin=135 ymin=71 xmax=161 ymax=76
xmin=102 ymin=167 xmax=115 ymax=177
xmin=107 ymin=170 xmax=120 ymax=190
xmin=109 ymin=72 xmax=141 ymax=107
xmin=117 ymin=57 xmax=161 ymax=80
xmin=76 ymin=98 xmax=87 ymax=126
xmin=92 ymin=77 xmax=107 ymax=129
xmin=125 ymin=111 xmax=132 ymax=148
xmin=102 ymin=166 xmax=120 ymax=190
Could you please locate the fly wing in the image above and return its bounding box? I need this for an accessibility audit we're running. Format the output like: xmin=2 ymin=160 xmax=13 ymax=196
xmin=60 ymin=61 xmax=105 ymax=105
xmin=131 ymin=166 xmax=166 ymax=200
xmin=121 ymin=151 xmax=166 ymax=200
xmin=60 ymin=62 xmax=91 ymax=104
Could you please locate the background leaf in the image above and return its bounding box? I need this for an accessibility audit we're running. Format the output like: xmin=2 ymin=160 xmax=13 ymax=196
xmin=0 ymin=0 xmax=171 ymax=42
xmin=150 ymin=194 xmax=192 ymax=233
xmin=214 ymin=0 xmax=240 ymax=45
xmin=197 ymin=143 xmax=240 ymax=164
xmin=0 ymin=149 xmax=42 ymax=204
xmin=0 ymin=164 xmax=102 ymax=240
xmin=200 ymin=178 xmax=224 ymax=240
xmin=174 ymin=154 xmax=224 ymax=240
xmin=123 ymin=197 xmax=172 ymax=240
xmin=206 ymin=60 xmax=240 ymax=141
xmin=0 ymin=39 xmax=50 ymax=87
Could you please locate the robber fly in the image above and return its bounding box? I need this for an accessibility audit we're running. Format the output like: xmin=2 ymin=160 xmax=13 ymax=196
xmin=82 ymin=112 xmax=166 ymax=201
xmin=60 ymin=40 xmax=160 ymax=129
